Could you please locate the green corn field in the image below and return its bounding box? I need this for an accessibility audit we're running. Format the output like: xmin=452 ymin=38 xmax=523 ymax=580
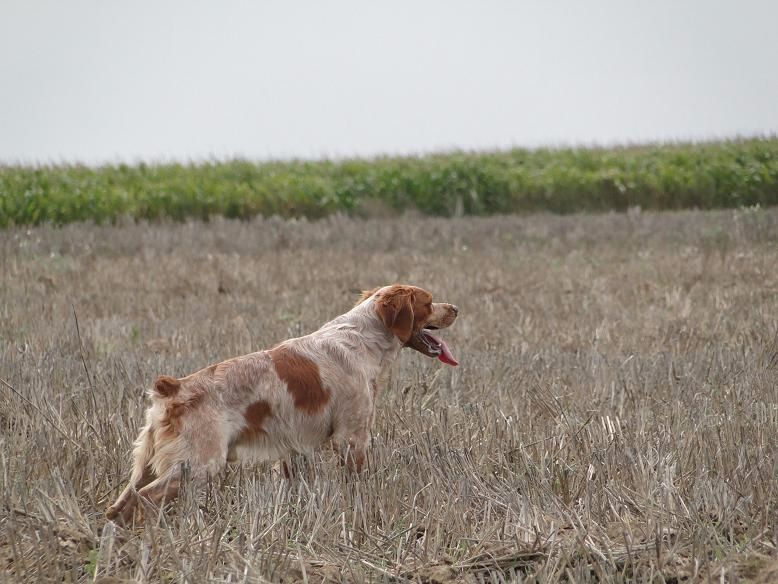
xmin=1 ymin=137 xmax=776 ymax=227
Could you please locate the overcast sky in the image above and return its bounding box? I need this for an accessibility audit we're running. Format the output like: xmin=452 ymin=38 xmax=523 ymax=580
xmin=1 ymin=0 xmax=776 ymax=164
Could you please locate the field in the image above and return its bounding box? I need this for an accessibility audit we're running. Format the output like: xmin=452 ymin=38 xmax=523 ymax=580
xmin=1 ymin=208 xmax=778 ymax=582
xmin=2 ymin=138 xmax=778 ymax=227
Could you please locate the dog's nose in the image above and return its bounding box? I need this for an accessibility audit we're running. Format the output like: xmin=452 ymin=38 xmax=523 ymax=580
xmin=451 ymin=305 xmax=459 ymax=315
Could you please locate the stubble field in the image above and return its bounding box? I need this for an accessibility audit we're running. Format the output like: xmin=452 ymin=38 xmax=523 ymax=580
xmin=1 ymin=208 xmax=777 ymax=582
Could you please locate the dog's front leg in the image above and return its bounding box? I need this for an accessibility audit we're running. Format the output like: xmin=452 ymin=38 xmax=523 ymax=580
xmin=332 ymin=388 xmax=372 ymax=473
xmin=335 ymin=430 xmax=368 ymax=473
xmin=281 ymin=452 xmax=312 ymax=479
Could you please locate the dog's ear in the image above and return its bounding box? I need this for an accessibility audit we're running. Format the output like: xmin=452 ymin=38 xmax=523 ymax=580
xmin=355 ymin=287 xmax=381 ymax=306
xmin=375 ymin=288 xmax=414 ymax=342
xmin=154 ymin=375 xmax=180 ymax=396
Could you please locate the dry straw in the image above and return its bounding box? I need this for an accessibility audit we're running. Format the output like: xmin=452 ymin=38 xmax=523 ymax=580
xmin=1 ymin=208 xmax=777 ymax=582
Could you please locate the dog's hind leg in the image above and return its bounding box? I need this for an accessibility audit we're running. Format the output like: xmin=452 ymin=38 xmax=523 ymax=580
xmin=136 ymin=427 xmax=232 ymax=519
xmin=135 ymin=470 xmax=182 ymax=517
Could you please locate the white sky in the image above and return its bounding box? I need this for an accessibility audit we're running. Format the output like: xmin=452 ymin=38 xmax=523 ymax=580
xmin=1 ymin=0 xmax=776 ymax=164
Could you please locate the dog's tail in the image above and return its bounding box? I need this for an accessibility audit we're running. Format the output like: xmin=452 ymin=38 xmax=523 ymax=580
xmin=153 ymin=375 xmax=181 ymax=397
xmin=105 ymin=413 xmax=157 ymax=522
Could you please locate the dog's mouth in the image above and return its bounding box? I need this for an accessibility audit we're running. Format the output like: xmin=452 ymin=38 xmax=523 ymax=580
xmin=407 ymin=326 xmax=458 ymax=366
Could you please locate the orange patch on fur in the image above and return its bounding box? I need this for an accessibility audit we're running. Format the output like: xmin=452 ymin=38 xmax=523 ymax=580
xmin=229 ymin=400 xmax=273 ymax=455
xmin=269 ymin=346 xmax=329 ymax=414
xmin=243 ymin=400 xmax=272 ymax=437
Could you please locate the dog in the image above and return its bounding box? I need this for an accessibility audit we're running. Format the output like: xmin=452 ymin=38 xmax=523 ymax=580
xmin=106 ymin=284 xmax=458 ymax=524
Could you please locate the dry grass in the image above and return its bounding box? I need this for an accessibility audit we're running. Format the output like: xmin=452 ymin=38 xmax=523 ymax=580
xmin=1 ymin=208 xmax=777 ymax=583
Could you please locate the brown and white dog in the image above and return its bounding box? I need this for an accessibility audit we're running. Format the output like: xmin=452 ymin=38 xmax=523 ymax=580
xmin=106 ymin=284 xmax=458 ymax=524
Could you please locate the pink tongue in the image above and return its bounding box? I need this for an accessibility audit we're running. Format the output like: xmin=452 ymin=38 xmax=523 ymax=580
xmin=437 ymin=337 xmax=458 ymax=367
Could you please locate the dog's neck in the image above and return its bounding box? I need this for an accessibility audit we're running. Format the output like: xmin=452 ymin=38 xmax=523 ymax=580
xmin=312 ymin=298 xmax=403 ymax=379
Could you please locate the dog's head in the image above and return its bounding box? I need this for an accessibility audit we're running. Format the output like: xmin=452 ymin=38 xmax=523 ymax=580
xmin=359 ymin=284 xmax=459 ymax=366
